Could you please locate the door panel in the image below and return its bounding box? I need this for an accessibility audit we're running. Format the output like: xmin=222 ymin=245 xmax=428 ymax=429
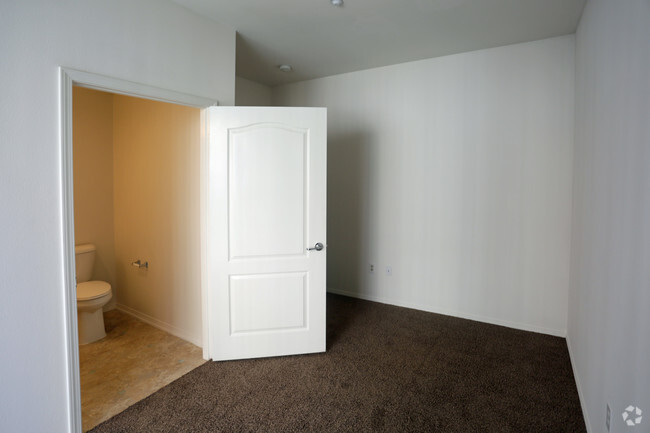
xmin=229 ymin=272 xmax=307 ymax=334
xmin=207 ymin=107 xmax=326 ymax=361
xmin=229 ymin=124 xmax=307 ymax=259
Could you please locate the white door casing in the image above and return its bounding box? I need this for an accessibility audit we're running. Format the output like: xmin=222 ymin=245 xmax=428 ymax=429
xmin=206 ymin=107 xmax=327 ymax=361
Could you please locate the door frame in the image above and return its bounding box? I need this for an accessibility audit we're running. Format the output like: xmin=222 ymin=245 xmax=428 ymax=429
xmin=59 ymin=67 xmax=217 ymax=433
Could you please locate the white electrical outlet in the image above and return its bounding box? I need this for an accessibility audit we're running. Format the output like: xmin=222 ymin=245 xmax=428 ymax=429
xmin=386 ymin=266 xmax=392 ymax=276
xmin=606 ymin=403 xmax=611 ymax=431
xmin=369 ymin=264 xmax=375 ymax=274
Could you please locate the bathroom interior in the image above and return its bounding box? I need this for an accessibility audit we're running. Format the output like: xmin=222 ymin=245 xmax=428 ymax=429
xmin=72 ymin=86 xmax=206 ymax=431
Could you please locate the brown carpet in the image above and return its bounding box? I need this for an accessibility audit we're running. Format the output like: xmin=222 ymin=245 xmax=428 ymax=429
xmin=89 ymin=294 xmax=586 ymax=432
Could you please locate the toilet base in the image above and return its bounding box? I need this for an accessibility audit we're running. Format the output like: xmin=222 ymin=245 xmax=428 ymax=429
xmin=78 ymin=308 xmax=107 ymax=345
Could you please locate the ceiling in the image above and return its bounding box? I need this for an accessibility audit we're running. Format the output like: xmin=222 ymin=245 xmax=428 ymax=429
xmin=172 ymin=0 xmax=586 ymax=87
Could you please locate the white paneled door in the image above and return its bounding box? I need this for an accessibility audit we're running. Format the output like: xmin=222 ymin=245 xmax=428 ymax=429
xmin=206 ymin=107 xmax=327 ymax=361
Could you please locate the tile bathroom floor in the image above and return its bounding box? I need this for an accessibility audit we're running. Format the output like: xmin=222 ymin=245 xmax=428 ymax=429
xmin=79 ymin=310 xmax=206 ymax=432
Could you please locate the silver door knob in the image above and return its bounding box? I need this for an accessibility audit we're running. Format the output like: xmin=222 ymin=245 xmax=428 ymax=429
xmin=307 ymin=242 xmax=324 ymax=251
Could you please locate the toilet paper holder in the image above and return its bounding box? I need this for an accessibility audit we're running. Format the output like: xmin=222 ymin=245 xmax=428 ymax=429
xmin=131 ymin=259 xmax=148 ymax=269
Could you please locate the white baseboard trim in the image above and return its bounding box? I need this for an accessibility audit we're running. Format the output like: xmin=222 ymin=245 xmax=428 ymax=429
xmin=326 ymin=287 xmax=566 ymax=337
xmin=116 ymin=303 xmax=202 ymax=347
xmin=566 ymin=335 xmax=592 ymax=433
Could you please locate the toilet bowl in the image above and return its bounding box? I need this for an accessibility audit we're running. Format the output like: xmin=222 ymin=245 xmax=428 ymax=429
xmin=75 ymin=244 xmax=113 ymax=345
xmin=77 ymin=280 xmax=112 ymax=344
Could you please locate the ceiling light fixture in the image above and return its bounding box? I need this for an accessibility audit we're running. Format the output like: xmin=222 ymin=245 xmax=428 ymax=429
xmin=331 ymin=0 xmax=343 ymax=6
xmin=278 ymin=64 xmax=293 ymax=73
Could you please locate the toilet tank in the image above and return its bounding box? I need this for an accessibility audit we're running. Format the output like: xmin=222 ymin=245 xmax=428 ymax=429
xmin=75 ymin=244 xmax=96 ymax=283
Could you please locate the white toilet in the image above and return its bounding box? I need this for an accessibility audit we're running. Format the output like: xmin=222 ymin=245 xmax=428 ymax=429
xmin=75 ymin=244 xmax=112 ymax=345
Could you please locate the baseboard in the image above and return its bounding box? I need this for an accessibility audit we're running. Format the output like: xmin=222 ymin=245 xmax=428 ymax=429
xmin=116 ymin=303 xmax=202 ymax=347
xmin=326 ymin=288 xmax=566 ymax=337
xmin=566 ymin=335 xmax=592 ymax=433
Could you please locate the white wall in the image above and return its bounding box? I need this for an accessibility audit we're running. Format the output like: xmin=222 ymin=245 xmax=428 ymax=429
xmin=235 ymin=76 xmax=272 ymax=106
xmin=273 ymin=35 xmax=575 ymax=336
xmin=569 ymin=1 xmax=650 ymax=432
xmin=0 ymin=1 xmax=234 ymax=432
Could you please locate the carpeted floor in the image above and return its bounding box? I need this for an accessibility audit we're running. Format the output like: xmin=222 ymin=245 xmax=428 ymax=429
xmin=90 ymin=294 xmax=586 ymax=432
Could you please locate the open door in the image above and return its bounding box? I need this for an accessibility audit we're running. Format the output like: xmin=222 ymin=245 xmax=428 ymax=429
xmin=206 ymin=107 xmax=327 ymax=361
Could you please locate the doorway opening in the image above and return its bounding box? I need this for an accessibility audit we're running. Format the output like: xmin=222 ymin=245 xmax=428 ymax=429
xmin=60 ymin=68 xmax=216 ymax=433
xmin=73 ymin=86 xmax=206 ymax=431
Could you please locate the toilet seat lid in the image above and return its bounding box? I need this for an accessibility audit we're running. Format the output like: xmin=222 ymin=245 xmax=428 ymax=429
xmin=77 ymin=281 xmax=111 ymax=301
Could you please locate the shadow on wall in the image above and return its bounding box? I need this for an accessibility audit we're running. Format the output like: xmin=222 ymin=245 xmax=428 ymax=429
xmin=326 ymin=130 xmax=374 ymax=296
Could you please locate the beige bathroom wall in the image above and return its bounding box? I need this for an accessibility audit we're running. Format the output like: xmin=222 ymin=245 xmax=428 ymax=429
xmin=73 ymin=87 xmax=117 ymax=310
xmin=113 ymin=95 xmax=202 ymax=345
